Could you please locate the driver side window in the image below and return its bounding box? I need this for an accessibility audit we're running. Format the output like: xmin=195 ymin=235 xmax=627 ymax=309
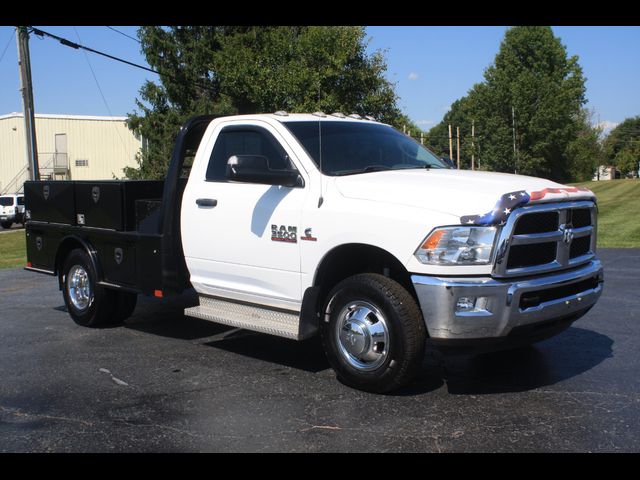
xmin=205 ymin=127 xmax=293 ymax=181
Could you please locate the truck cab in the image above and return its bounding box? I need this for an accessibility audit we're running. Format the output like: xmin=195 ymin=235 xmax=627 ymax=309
xmin=24 ymin=113 xmax=604 ymax=393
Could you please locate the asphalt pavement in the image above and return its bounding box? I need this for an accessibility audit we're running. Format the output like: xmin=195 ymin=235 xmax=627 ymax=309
xmin=0 ymin=224 xmax=24 ymax=235
xmin=0 ymin=249 xmax=638 ymax=452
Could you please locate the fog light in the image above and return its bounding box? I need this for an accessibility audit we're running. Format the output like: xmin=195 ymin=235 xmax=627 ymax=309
xmin=455 ymin=296 xmax=490 ymax=314
xmin=456 ymin=296 xmax=476 ymax=312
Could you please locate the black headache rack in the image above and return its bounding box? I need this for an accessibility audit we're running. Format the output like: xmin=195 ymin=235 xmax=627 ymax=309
xmin=24 ymin=115 xmax=218 ymax=297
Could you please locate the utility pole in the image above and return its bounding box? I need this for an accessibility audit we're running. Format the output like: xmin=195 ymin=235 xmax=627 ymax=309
xmin=471 ymin=120 xmax=475 ymax=171
xmin=456 ymin=126 xmax=461 ymax=170
xmin=512 ymin=105 xmax=517 ymax=175
xmin=448 ymin=124 xmax=453 ymax=162
xmin=17 ymin=26 xmax=39 ymax=181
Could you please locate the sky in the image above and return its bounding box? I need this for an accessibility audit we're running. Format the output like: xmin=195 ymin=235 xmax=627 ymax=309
xmin=1 ymin=26 xmax=639 ymax=135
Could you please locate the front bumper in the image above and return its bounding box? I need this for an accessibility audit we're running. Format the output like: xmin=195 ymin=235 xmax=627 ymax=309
xmin=411 ymin=259 xmax=603 ymax=345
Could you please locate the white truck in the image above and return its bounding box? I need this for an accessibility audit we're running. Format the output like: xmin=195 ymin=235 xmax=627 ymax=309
xmin=0 ymin=194 xmax=26 ymax=229
xmin=24 ymin=113 xmax=604 ymax=392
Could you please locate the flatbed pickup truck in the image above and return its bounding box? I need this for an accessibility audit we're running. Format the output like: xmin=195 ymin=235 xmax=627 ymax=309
xmin=24 ymin=113 xmax=604 ymax=392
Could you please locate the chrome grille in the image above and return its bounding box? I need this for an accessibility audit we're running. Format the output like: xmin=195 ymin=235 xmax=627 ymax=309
xmin=493 ymin=201 xmax=597 ymax=278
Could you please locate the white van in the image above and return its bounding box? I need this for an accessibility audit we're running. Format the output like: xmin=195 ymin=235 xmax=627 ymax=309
xmin=0 ymin=194 xmax=26 ymax=229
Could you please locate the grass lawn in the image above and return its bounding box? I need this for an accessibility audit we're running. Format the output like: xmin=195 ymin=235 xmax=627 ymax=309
xmin=0 ymin=230 xmax=27 ymax=269
xmin=573 ymin=179 xmax=640 ymax=248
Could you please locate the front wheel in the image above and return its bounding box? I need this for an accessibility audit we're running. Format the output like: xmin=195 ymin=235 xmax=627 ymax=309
xmin=1 ymin=221 xmax=12 ymax=229
xmin=320 ymin=274 xmax=427 ymax=393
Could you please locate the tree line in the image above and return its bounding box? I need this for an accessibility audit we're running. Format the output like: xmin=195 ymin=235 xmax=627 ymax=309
xmin=422 ymin=27 xmax=638 ymax=182
xmin=125 ymin=26 xmax=637 ymax=182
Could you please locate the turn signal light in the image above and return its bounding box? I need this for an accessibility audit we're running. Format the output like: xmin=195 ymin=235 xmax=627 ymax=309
xmin=421 ymin=229 xmax=447 ymax=251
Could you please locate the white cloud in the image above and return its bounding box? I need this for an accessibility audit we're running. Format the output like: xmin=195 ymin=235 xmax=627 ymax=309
xmin=408 ymin=72 xmax=419 ymax=81
xmin=596 ymin=120 xmax=619 ymax=136
xmin=416 ymin=119 xmax=435 ymax=127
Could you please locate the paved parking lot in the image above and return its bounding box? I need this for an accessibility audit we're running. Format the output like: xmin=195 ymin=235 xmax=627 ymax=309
xmin=0 ymin=249 xmax=638 ymax=452
xmin=0 ymin=224 xmax=24 ymax=234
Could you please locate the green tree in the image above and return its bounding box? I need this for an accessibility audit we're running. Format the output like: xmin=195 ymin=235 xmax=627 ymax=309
xmin=424 ymin=91 xmax=480 ymax=167
xmin=125 ymin=26 xmax=236 ymax=179
xmin=125 ymin=26 xmax=404 ymax=179
xmin=603 ymin=116 xmax=640 ymax=175
xmin=426 ymin=26 xmax=587 ymax=182
xmin=614 ymin=145 xmax=640 ymax=176
xmin=565 ymin=109 xmax=604 ymax=182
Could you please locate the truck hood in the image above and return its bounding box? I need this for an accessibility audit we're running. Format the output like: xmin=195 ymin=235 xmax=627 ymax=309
xmin=333 ymin=169 xmax=595 ymax=222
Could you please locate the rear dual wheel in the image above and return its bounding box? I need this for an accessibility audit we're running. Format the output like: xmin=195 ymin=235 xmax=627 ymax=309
xmin=61 ymin=248 xmax=137 ymax=327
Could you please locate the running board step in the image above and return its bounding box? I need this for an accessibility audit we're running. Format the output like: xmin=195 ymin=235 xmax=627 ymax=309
xmin=184 ymin=295 xmax=314 ymax=341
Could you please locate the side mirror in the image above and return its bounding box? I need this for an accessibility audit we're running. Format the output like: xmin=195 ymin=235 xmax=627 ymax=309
xmin=226 ymin=155 xmax=304 ymax=187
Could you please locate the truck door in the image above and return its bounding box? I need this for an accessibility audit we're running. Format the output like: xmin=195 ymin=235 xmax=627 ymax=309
xmin=181 ymin=122 xmax=308 ymax=311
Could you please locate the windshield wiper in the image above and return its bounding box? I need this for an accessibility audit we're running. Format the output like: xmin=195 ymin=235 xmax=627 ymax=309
xmin=335 ymin=165 xmax=394 ymax=176
xmin=398 ymin=164 xmax=448 ymax=170
xmin=362 ymin=165 xmax=394 ymax=173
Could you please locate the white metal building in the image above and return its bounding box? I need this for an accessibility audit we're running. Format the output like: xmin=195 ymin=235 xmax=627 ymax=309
xmin=0 ymin=113 xmax=143 ymax=194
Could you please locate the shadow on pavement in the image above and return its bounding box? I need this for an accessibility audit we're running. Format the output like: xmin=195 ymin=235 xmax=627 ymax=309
xmin=124 ymin=292 xmax=330 ymax=373
xmin=205 ymin=334 xmax=330 ymax=374
xmin=440 ymin=327 xmax=613 ymax=395
xmin=123 ymin=289 xmax=229 ymax=341
xmin=121 ymin=291 xmax=613 ymax=395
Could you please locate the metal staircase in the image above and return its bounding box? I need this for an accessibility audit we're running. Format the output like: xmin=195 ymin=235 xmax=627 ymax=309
xmin=1 ymin=165 xmax=29 ymax=195
xmin=1 ymin=153 xmax=69 ymax=195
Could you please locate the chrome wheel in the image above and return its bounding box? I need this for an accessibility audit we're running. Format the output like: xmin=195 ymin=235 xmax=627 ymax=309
xmin=335 ymin=300 xmax=390 ymax=371
xmin=67 ymin=264 xmax=92 ymax=311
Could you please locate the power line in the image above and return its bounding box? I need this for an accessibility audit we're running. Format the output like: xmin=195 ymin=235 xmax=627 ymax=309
xmin=73 ymin=26 xmax=129 ymax=153
xmin=31 ymin=27 xmax=159 ymax=75
xmin=106 ymin=26 xmax=140 ymax=44
xmin=30 ymin=26 xmax=217 ymax=94
xmin=0 ymin=28 xmax=15 ymax=64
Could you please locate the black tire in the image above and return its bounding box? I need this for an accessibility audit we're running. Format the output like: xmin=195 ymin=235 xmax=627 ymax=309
xmin=61 ymin=248 xmax=117 ymax=328
xmin=1 ymin=221 xmax=12 ymax=229
xmin=112 ymin=291 xmax=138 ymax=324
xmin=320 ymin=273 xmax=427 ymax=393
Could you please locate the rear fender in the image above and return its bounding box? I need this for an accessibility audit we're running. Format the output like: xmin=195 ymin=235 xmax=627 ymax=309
xmin=55 ymin=235 xmax=102 ymax=290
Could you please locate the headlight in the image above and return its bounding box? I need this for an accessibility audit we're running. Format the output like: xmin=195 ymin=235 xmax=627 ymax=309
xmin=415 ymin=226 xmax=497 ymax=265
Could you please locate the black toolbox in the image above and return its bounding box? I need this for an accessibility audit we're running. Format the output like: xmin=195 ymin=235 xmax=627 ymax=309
xmin=24 ymin=180 xmax=76 ymax=225
xmin=74 ymin=181 xmax=164 ymax=231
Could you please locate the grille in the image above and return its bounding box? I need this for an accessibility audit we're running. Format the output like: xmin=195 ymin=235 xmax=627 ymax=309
xmin=507 ymin=243 xmax=557 ymax=269
xmin=514 ymin=211 xmax=559 ymax=234
xmin=495 ymin=201 xmax=596 ymax=277
xmin=570 ymin=235 xmax=591 ymax=258
xmin=571 ymin=208 xmax=592 ymax=228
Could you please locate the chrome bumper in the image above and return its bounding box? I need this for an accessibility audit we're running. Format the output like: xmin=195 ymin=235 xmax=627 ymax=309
xmin=411 ymin=259 xmax=603 ymax=340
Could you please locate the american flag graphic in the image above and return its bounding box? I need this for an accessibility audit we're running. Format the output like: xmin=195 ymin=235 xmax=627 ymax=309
xmin=458 ymin=186 xmax=593 ymax=227
xmin=460 ymin=190 xmax=531 ymax=226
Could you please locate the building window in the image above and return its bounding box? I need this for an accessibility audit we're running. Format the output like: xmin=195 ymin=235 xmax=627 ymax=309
xmin=75 ymin=159 xmax=89 ymax=167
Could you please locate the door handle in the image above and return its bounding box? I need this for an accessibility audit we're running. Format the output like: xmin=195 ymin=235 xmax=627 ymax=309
xmin=196 ymin=198 xmax=218 ymax=208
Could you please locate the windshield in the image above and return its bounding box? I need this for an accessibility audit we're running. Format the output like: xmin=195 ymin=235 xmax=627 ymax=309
xmin=283 ymin=121 xmax=448 ymax=176
xmin=0 ymin=197 xmax=14 ymax=206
